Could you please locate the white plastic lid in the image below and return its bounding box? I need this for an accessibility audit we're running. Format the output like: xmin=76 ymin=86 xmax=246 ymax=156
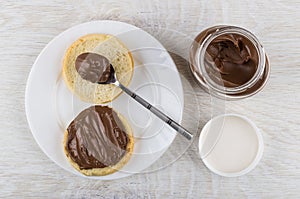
xmin=198 ymin=114 xmax=264 ymax=177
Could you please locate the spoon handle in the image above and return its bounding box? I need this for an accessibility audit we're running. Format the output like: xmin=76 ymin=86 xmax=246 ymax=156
xmin=118 ymin=83 xmax=193 ymax=140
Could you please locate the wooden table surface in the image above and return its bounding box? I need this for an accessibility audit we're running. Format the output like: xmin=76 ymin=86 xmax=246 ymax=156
xmin=1 ymin=0 xmax=300 ymax=198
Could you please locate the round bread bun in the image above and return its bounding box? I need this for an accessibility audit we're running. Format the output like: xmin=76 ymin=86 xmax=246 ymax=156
xmin=63 ymin=107 xmax=134 ymax=176
xmin=62 ymin=34 xmax=134 ymax=104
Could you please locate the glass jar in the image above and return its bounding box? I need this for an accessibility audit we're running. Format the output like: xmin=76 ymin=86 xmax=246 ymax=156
xmin=189 ymin=26 xmax=270 ymax=99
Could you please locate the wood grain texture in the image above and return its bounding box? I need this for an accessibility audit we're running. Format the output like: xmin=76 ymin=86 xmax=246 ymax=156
xmin=1 ymin=0 xmax=300 ymax=198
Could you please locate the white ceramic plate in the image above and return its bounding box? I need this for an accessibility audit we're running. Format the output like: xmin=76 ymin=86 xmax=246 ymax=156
xmin=25 ymin=21 xmax=183 ymax=179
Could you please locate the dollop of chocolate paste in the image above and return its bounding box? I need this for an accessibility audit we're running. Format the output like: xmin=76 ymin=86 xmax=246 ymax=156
xmin=205 ymin=34 xmax=258 ymax=87
xmin=75 ymin=52 xmax=111 ymax=83
xmin=66 ymin=106 xmax=129 ymax=169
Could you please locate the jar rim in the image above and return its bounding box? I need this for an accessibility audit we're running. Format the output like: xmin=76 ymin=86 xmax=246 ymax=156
xmin=197 ymin=26 xmax=266 ymax=94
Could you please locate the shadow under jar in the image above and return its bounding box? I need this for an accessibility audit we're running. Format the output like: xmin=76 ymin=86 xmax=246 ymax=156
xmin=189 ymin=26 xmax=270 ymax=99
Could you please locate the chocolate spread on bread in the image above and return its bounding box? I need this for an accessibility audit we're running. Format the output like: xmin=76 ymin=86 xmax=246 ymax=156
xmin=66 ymin=106 xmax=128 ymax=169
